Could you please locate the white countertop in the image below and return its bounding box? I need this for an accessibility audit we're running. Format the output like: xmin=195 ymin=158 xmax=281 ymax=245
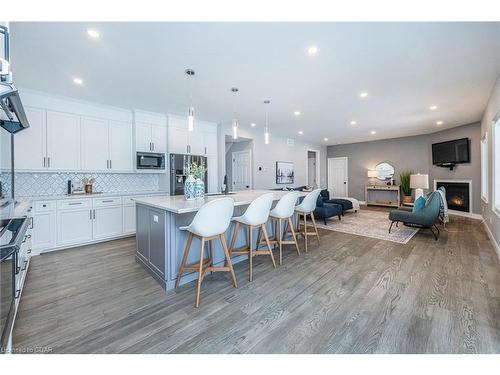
xmin=133 ymin=190 xmax=307 ymax=214
xmin=18 ymin=190 xmax=170 ymax=202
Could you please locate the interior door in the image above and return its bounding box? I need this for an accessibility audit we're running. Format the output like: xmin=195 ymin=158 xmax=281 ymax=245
xmin=12 ymin=107 xmax=46 ymax=170
xmin=328 ymin=157 xmax=348 ymax=197
xmin=232 ymin=150 xmax=251 ymax=191
xmin=46 ymin=111 xmax=81 ymax=170
xmin=81 ymin=117 xmax=109 ymax=170
xmin=109 ymin=120 xmax=133 ymax=170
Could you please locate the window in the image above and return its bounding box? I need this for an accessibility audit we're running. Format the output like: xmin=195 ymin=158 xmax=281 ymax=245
xmin=481 ymin=132 xmax=488 ymax=203
xmin=495 ymin=118 xmax=500 ymax=214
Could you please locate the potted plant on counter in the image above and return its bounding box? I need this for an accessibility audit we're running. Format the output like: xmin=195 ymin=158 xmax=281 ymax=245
xmin=399 ymin=169 xmax=413 ymax=205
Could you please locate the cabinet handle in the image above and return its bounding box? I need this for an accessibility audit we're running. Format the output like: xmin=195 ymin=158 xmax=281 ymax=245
xmin=106 ymin=160 xmax=109 ymax=169
xmin=152 ymin=142 xmax=155 ymax=151
xmin=21 ymin=260 xmax=28 ymax=271
xmin=110 ymin=160 xmax=112 ymax=169
xmin=102 ymin=200 xmax=114 ymax=203
xmin=68 ymin=202 xmax=82 ymax=205
xmin=27 ymin=248 xmax=31 ymax=254
xmin=43 ymin=156 xmax=46 ymax=167
xmin=205 ymin=147 xmax=207 ymax=154
xmin=93 ymin=209 xmax=96 ymax=220
xmin=29 ymin=217 xmax=34 ymax=229
xmin=48 ymin=157 xmax=51 ymax=168
xmin=90 ymin=209 xmax=92 ymax=220
xmin=15 ymin=289 xmax=20 ymax=299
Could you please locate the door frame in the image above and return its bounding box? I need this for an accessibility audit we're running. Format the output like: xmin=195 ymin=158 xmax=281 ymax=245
xmin=231 ymin=149 xmax=253 ymax=190
xmin=305 ymin=149 xmax=321 ymax=188
xmin=327 ymin=156 xmax=349 ymax=197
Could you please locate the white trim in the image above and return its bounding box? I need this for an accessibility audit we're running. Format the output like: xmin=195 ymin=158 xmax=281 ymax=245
xmin=483 ymin=221 xmax=500 ymax=261
xmin=327 ymin=157 xmax=349 ymax=197
xmin=480 ymin=131 xmax=489 ymax=204
xmin=433 ymin=179 xmax=473 ymax=214
xmin=493 ymin=116 xmax=500 ymax=218
xmin=231 ymin=149 xmax=253 ymax=190
xmin=447 ymin=211 xmax=483 ymax=220
xmin=305 ymin=149 xmax=321 ymax=188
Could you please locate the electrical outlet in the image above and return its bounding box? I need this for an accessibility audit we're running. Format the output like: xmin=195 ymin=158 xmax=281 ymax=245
xmin=153 ymin=215 xmax=159 ymax=223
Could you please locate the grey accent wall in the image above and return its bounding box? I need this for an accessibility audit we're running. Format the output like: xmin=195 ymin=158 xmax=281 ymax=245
xmin=327 ymin=122 xmax=481 ymax=214
xmin=220 ymin=124 xmax=327 ymax=190
xmin=480 ymin=72 xmax=500 ymax=249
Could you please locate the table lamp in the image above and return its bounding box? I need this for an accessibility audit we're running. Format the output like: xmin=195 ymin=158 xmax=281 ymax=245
xmin=410 ymin=173 xmax=429 ymax=200
xmin=367 ymin=170 xmax=378 ymax=184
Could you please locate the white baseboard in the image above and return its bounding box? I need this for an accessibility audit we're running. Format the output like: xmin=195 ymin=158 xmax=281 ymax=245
xmin=447 ymin=210 xmax=483 ymax=220
xmin=483 ymin=221 xmax=500 ymax=261
xmin=359 ymin=200 xmax=367 ymax=205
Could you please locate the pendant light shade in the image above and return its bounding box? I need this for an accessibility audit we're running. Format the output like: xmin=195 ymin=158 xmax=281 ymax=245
xmin=187 ymin=106 xmax=194 ymax=132
xmin=264 ymin=100 xmax=270 ymax=145
xmin=231 ymin=87 xmax=239 ymax=140
xmin=185 ymin=69 xmax=195 ymax=132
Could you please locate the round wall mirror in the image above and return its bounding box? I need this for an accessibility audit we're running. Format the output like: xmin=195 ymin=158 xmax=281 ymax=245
xmin=375 ymin=162 xmax=395 ymax=180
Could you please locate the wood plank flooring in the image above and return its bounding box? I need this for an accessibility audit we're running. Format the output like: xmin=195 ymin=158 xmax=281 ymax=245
xmin=12 ymin=212 xmax=500 ymax=353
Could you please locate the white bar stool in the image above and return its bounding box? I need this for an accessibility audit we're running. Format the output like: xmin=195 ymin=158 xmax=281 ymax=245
xmin=295 ymin=188 xmax=322 ymax=253
xmin=176 ymin=198 xmax=237 ymax=308
xmin=228 ymin=193 xmax=276 ymax=281
xmin=260 ymin=191 xmax=301 ymax=265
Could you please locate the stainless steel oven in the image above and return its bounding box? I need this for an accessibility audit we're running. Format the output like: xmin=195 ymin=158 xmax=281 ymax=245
xmin=136 ymin=152 xmax=165 ymax=170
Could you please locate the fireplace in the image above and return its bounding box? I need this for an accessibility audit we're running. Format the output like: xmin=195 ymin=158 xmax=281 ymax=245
xmin=435 ymin=180 xmax=471 ymax=213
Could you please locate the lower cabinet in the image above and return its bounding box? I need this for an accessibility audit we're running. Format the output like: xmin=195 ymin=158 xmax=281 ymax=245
xmin=123 ymin=204 xmax=136 ymax=234
xmin=136 ymin=205 xmax=166 ymax=278
xmin=57 ymin=208 xmax=93 ymax=246
xmin=93 ymin=205 xmax=123 ymax=240
xmin=32 ymin=210 xmax=57 ymax=252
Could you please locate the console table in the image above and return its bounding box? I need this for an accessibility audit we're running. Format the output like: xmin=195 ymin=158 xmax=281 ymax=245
xmin=365 ymin=185 xmax=400 ymax=208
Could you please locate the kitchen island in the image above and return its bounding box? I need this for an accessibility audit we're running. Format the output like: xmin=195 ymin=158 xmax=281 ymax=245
xmin=133 ymin=190 xmax=305 ymax=290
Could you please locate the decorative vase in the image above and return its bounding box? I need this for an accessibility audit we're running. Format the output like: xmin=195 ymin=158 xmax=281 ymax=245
xmin=195 ymin=178 xmax=205 ymax=199
xmin=184 ymin=175 xmax=196 ymax=200
xmin=402 ymin=195 xmax=413 ymax=204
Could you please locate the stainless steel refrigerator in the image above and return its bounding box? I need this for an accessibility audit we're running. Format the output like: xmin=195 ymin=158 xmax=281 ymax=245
xmin=169 ymin=154 xmax=208 ymax=196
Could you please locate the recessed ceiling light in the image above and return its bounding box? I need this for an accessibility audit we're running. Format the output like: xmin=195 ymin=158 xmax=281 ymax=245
xmin=73 ymin=77 xmax=84 ymax=85
xmin=370 ymin=130 xmax=376 ymax=135
xmin=87 ymin=29 xmax=100 ymax=39
xmin=298 ymin=130 xmax=303 ymax=135
xmin=323 ymin=137 xmax=329 ymax=141
xmin=307 ymin=46 xmax=318 ymax=55
xmin=294 ymin=111 xmax=301 ymax=116
xmin=250 ymin=123 xmax=256 ymax=127
xmin=350 ymin=120 xmax=357 ymax=126
xmin=360 ymin=92 xmax=368 ymax=98
xmin=429 ymin=105 xmax=438 ymax=111
xmin=436 ymin=121 xmax=444 ymax=125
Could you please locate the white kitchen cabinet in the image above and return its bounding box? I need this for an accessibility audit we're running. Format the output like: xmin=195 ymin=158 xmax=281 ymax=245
xmin=123 ymin=204 xmax=136 ymax=234
xmin=207 ymin=155 xmax=219 ymax=193
xmin=189 ymin=131 xmax=205 ymax=155
xmin=57 ymin=208 xmax=93 ymax=246
xmin=93 ymin=205 xmax=123 ymax=240
xmin=46 ymin=111 xmax=81 ymax=170
xmin=13 ymin=107 xmax=46 ymax=170
xmin=135 ymin=122 xmax=167 ymax=153
xmin=203 ymin=130 xmax=218 ymax=156
xmin=32 ymin=211 xmax=57 ymax=251
xmin=109 ymin=120 xmax=133 ymax=171
xmin=167 ymin=115 xmax=217 ymax=156
xmin=81 ymin=117 xmax=109 ymax=170
xmin=168 ymin=126 xmax=189 ymax=154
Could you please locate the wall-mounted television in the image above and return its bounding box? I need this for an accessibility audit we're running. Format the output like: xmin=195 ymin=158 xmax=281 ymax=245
xmin=432 ymin=138 xmax=470 ymax=167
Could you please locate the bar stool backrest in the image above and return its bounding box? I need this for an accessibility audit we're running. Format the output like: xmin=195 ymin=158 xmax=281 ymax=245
xmin=272 ymin=191 xmax=299 ymax=218
xmin=240 ymin=193 xmax=274 ymax=226
xmin=296 ymin=188 xmax=322 ymax=212
xmin=189 ymin=198 xmax=234 ymax=237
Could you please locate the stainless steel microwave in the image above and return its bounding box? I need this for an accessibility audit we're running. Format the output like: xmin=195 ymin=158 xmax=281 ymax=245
xmin=136 ymin=152 xmax=165 ymax=170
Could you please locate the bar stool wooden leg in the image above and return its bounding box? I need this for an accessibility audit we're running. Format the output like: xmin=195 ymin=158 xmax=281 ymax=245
xmin=208 ymin=240 xmax=214 ymax=267
xmin=176 ymin=232 xmax=193 ymax=288
xmin=261 ymin=224 xmax=277 ymax=268
xmin=303 ymin=213 xmax=308 ymax=253
xmin=278 ymin=218 xmax=283 ymax=265
xmin=228 ymin=222 xmax=240 ymax=257
xmin=195 ymin=238 xmax=205 ymax=308
xmin=310 ymin=212 xmax=320 ymax=245
xmin=248 ymin=226 xmax=253 ymax=281
xmin=288 ymin=217 xmax=301 ymax=256
xmin=220 ymin=234 xmax=238 ymax=288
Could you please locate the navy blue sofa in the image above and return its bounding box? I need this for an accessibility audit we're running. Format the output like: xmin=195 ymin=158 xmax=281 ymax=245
xmin=314 ymin=195 xmax=343 ymax=225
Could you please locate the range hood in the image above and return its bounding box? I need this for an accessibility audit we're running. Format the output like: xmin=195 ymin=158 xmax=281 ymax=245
xmin=0 ymin=24 xmax=29 ymax=134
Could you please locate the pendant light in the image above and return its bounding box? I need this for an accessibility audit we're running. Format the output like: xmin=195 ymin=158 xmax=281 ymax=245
xmin=231 ymin=87 xmax=239 ymax=140
xmin=264 ymin=100 xmax=270 ymax=144
xmin=185 ymin=69 xmax=195 ymax=132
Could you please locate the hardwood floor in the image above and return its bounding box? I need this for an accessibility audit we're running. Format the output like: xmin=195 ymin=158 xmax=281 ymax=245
xmin=13 ymin=212 xmax=500 ymax=353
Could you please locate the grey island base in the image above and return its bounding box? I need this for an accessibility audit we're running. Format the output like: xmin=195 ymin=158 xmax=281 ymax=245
xmin=134 ymin=190 xmax=306 ymax=290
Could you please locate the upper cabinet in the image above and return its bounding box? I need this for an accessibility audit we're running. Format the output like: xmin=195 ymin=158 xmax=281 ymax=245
xmin=135 ymin=122 xmax=167 ymax=153
xmin=46 ymin=111 xmax=81 ymax=170
xmin=82 ymin=118 xmax=133 ymax=171
xmin=167 ymin=115 xmax=218 ymax=156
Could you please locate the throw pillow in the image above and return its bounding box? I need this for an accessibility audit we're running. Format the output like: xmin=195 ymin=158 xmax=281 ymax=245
xmin=412 ymin=196 xmax=426 ymax=212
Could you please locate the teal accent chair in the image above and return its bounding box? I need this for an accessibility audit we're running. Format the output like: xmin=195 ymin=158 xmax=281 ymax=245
xmin=388 ymin=191 xmax=442 ymax=240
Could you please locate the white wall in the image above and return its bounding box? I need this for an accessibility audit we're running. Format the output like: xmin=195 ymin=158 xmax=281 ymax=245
xmin=219 ymin=123 xmax=327 ymax=190
xmin=481 ymin=72 xmax=500 ymax=251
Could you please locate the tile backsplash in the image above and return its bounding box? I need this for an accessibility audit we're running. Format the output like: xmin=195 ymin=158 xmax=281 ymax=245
xmin=0 ymin=172 xmax=161 ymax=197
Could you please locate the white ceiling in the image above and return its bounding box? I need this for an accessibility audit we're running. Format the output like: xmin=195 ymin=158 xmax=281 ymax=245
xmin=10 ymin=22 xmax=500 ymax=145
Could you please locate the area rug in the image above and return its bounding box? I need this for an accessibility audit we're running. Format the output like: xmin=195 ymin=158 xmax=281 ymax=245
xmin=314 ymin=209 xmax=419 ymax=244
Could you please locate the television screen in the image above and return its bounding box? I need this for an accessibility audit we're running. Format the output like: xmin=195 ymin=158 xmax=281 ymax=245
xmin=432 ymin=138 xmax=470 ymax=165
